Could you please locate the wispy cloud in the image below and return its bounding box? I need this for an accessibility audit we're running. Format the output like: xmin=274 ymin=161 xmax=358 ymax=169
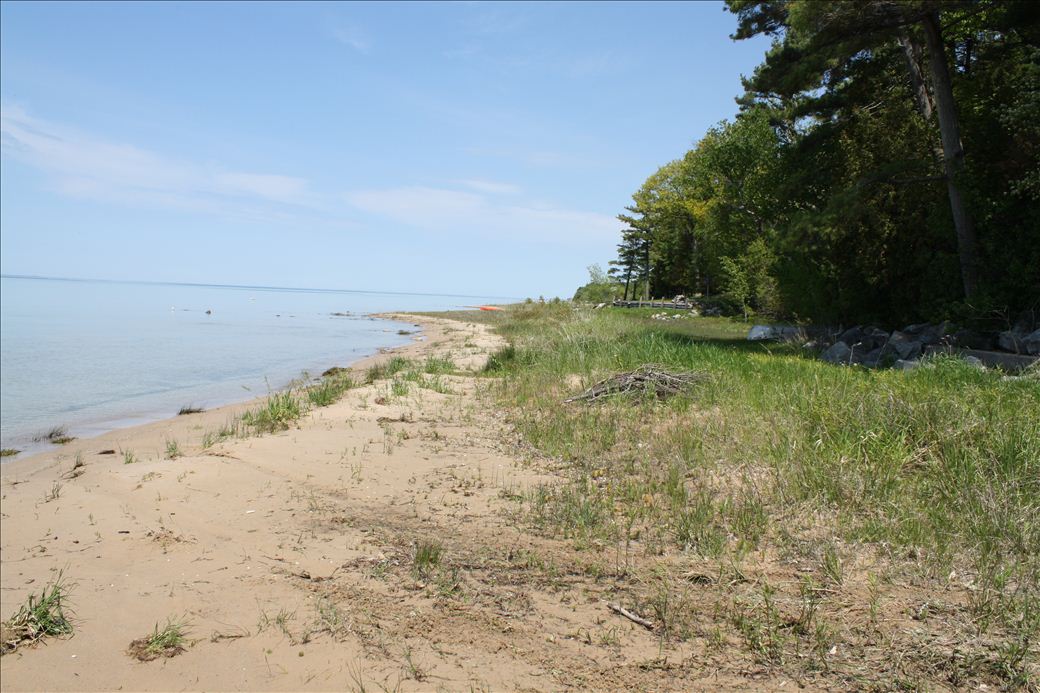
xmin=345 ymin=185 xmax=621 ymax=242
xmin=457 ymin=179 xmax=521 ymax=195
xmin=1 ymin=105 xmax=320 ymax=221
xmin=330 ymin=25 xmax=371 ymax=54
xmin=465 ymin=145 xmax=592 ymax=169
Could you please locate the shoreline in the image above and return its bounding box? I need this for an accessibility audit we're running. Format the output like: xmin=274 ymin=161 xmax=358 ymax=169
xmin=2 ymin=310 xmax=557 ymax=692
xmin=0 ymin=313 xmax=422 ymax=467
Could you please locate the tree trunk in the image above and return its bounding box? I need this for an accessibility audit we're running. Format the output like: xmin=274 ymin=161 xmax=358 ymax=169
xmin=623 ymin=265 xmax=632 ymax=301
xmin=643 ymin=243 xmax=652 ymax=301
xmin=898 ymin=32 xmax=934 ymax=121
xmin=921 ymin=10 xmax=980 ymax=299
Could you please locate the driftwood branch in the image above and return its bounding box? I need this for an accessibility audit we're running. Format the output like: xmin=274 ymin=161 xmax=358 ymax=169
xmin=565 ymin=365 xmax=707 ymax=403
xmin=607 ymin=603 xmax=655 ymax=631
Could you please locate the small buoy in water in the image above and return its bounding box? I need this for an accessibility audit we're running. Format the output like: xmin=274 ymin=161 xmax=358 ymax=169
xmin=205 ymin=309 xmax=212 ymax=315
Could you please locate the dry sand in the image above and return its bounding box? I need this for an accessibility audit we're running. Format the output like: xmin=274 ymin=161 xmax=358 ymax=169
xmin=1 ymin=314 xmax=788 ymax=692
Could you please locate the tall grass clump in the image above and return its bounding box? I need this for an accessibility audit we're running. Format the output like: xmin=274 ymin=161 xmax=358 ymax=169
xmin=242 ymin=391 xmax=302 ymax=433
xmin=423 ymin=355 xmax=455 ymax=374
xmin=308 ymin=373 xmax=354 ymax=407
xmin=366 ymin=356 xmax=412 ymax=383
xmin=1 ymin=574 xmax=74 ymax=654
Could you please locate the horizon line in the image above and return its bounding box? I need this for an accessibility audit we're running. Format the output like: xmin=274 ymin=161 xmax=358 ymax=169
xmin=0 ymin=273 xmax=525 ymax=302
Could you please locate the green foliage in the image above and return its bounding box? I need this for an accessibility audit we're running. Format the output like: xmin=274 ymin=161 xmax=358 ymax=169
xmin=484 ymin=306 xmax=1038 ymax=685
xmin=241 ymin=391 xmax=302 ymax=433
xmin=2 ymin=574 xmax=74 ymax=654
xmin=129 ymin=618 xmax=189 ymax=661
xmin=602 ymin=1 xmax=1040 ymax=325
xmin=307 ymin=372 xmax=354 ymax=407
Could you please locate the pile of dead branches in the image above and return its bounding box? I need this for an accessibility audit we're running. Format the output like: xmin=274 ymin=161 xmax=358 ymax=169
xmin=564 ymin=365 xmax=708 ymax=403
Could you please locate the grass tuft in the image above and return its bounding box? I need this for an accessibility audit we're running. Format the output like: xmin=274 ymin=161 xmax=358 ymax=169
xmin=307 ymin=372 xmax=354 ymax=407
xmin=34 ymin=426 xmax=75 ymax=445
xmin=1 ymin=573 xmax=74 ymax=654
xmin=412 ymin=539 xmax=443 ymax=579
xmin=127 ymin=618 xmax=189 ymax=661
xmin=177 ymin=405 xmax=204 ymax=415
xmin=164 ymin=439 xmax=182 ymax=460
xmin=241 ymin=391 xmax=301 ymax=433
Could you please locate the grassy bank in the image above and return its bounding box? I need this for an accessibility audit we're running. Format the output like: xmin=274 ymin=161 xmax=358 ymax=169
xmin=467 ymin=302 xmax=1039 ymax=688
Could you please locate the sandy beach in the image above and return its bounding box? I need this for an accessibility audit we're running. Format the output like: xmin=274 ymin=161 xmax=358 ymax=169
xmin=0 ymin=313 xmax=704 ymax=692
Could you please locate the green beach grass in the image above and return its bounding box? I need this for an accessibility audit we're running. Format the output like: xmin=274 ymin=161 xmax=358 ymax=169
xmin=463 ymin=301 xmax=1039 ymax=687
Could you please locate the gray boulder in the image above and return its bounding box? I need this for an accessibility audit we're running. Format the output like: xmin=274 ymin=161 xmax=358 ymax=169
xmin=747 ymin=325 xmax=778 ymax=341
xmin=998 ymin=329 xmax=1025 ymax=353
xmin=837 ymin=326 xmax=865 ymax=346
xmin=951 ymin=329 xmax=995 ymax=351
xmin=820 ymin=341 xmax=852 ymax=365
xmin=856 ymin=346 xmax=885 ymax=368
xmin=885 ymin=331 xmax=923 ymax=360
xmin=904 ymin=321 xmax=953 ymax=346
xmin=862 ymin=327 xmax=891 ymax=351
xmin=1025 ymin=329 xmax=1040 ymax=356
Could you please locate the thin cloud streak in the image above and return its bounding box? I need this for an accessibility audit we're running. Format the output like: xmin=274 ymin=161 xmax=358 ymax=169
xmin=345 ymin=185 xmax=622 ymax=242
xmin=1 ymin=105 xmax=320 ymax=221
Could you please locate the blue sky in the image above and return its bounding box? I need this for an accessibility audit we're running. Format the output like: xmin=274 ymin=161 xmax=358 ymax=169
xmin=1 ymin=1 xmax=770 ymax=298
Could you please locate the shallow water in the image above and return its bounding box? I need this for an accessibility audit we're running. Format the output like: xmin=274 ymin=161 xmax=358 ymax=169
xmin=0 ymin=276 xmax=509 ymax=456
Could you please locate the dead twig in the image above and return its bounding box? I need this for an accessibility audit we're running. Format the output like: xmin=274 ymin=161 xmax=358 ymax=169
xmin=607 ymin=602 xmax=655 ymax=631
xmin=565 ymin=365 xmax=707 ymax=403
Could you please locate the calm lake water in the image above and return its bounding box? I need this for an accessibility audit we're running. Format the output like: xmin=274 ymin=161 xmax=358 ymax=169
xmin=0 ymin=276 xmax=511 ymax=457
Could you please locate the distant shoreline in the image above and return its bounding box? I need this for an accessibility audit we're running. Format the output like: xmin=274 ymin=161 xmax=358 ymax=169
xmin=0 ymin=273 xmax=523 ymax=302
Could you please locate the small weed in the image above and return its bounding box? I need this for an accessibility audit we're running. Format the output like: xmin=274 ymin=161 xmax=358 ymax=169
xmin=127 ymin=618 xmax=189 ymax=661
xmin=177 ymin=405 xmax=204 ymax=415
xmin=412 ymin=539 xmax=443 ymax=579
xmin=401 ymin=645 xmax=428 ymax=681
xmin=257 ymin=607 xmax=296 ymax=640
xmin=312 ymin=597 xmax=349 ymax=639
xmin=821 ymin=544 xmax=843 ymax=586
xmin=164 ymin=439 xmax=182 ymax=460
xmin=1 ymin=573 xmax=74 ymax=654
xmin=390 ymin=378 xmax=410 ymax=398
xmin=61 ymin=453 xmax=86 ymax=480
xmin=122 ymin=449 xmax=137 ymax=465
xmin=0 ymin=449 xmax=19 ymax=457
xmin=44 ymin=481 xmax=62 ymax=502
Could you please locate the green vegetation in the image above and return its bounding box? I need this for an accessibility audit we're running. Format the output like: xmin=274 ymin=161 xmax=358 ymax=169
xmin=0 ymin=449 xmax=19 ymax=457
xmin=603 ymin=1 xmax=1038 ymax=325
xmin=307 ymin=371 xmax=355 ymax=407
xmin=164 ymin=439 xmax=182 ymax=459
xmin=484 ymin=302 xmax=1039 ymax=687
xmin=122 ymin=449 xmax=137 ymax=465
xmin=127 ymin=618 xmax=189 ymax=661
xmin=412 ymin=539 xmax=444 ymax=579
xmin=177 ymin=404 xmax=204 ymax=415
xmin=34 ymin=426 xmax=75 ymax=445
xmin=1 ymin=574 xmax=74 ymax=654
xmin=365 ymin=356 xmax=412 ymax=383
xmin=241 ymin=390 xmax=302 ymax=433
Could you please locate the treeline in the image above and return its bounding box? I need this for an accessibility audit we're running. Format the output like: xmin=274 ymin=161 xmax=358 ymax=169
xmin=603 ymin=0 xmax=1039 ymax=326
